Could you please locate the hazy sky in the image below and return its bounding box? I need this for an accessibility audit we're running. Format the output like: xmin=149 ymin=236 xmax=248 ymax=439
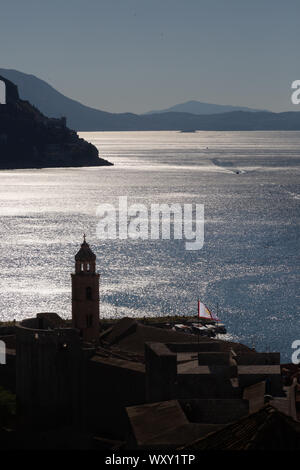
xmin=0 ymin=0 xmax=300 ymax=113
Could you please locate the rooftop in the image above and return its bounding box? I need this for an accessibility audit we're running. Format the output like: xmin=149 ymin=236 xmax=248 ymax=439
xmin=179 ymin=404 xmax=300 ymax=450
xmin=75 ymin=236 xmax=96 ymax=262
xmin=126 ymin=400 xmax=223 ymax=448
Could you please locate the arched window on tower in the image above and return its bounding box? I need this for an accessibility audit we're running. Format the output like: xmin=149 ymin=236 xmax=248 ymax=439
xmin=86 ymin=286 xmax=92 ymax=300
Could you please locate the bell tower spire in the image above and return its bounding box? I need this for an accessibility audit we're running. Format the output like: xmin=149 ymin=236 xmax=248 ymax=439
xmin=71 ymin=236 xmax=100 ymax=342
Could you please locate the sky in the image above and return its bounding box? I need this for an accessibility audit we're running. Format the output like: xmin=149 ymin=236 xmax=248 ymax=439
xmin=0 ymin=0 xmax=300 ymax=114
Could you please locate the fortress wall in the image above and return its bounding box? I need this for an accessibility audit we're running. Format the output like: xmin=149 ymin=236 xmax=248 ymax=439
xmin=86 ymin=358 xmax=145 ymax=439
xmin=145 ymin=342 xmax=177 ymax=403
xmin=197 ymin=352 xmax=232 ymax=366
xmin=179 ymin=398 xmax=249 ymax=424
xmin=16 ymin=324 xmax=85 ymax=430
xmin=176 ymin=373 xmax=242 ymax=400
xmin=238 ymin=370 xmax=283 ymax=397
xmin=167 ymin=342 xmax=221 ymax=353
xmin=236 ymin=352 xmax=280 ymax=365
xmin=0 ymin=350 xmax=16 ymax=392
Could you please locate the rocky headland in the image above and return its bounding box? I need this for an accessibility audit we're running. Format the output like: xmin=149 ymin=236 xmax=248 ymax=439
xmin=0 ymin=75 xmax=112 ymax=169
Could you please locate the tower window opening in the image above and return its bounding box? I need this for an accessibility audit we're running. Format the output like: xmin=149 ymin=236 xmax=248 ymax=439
xmin=81 ymin=263 xmax=84 ymax=272
xmin=87 ymin=263 xmax=90 ymax=271
xmin=87 ymin=314 xmax=93 ymax=328
xmin=86 ymin=286 xmax=92 ymax=300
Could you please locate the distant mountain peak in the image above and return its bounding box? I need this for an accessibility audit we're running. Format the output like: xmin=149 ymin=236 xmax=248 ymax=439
xmin=145 ymin=100 xmax=267 ymax=115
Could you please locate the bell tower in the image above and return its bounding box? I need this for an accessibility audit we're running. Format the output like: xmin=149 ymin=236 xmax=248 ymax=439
xmin=71 ymin=235 xmax=100 ymax=342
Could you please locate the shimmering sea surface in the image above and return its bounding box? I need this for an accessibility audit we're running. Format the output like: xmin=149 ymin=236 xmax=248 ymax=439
xmin=0 ymin=131 xmax=299 ymax=361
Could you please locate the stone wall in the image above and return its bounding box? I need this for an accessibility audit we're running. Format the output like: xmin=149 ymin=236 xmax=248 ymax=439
xmin=167 ymin=342 xmax=221 ymax=353
xmin=145 ymin=342 xmax=177 ymax=403
xmin=16 ymin=324 xmax=85 ymax=430
xmin=180 ymin=398 xmax=249 ymax=424
xmin=86 ymin=356 xmax=145 ymax=438
xmin=236 ymin=352 xmax=280 ymax=365
xmin=0 ymin=350 xmax=16 ymax=392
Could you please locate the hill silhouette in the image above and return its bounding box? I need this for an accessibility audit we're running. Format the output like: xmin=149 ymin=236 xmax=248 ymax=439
xmin=1 ymin=69 xmax=300 ymax=131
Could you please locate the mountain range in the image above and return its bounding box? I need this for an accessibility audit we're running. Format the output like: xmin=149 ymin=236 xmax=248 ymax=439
xmin=1 ymin=68 xmax=300 ymax=131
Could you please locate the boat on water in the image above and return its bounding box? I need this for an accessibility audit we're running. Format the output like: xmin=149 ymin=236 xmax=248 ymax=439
xmin=196 ymin=300 xmax=227 ymax=334
xmin=170 ymin=301 xmax=227 ymax=337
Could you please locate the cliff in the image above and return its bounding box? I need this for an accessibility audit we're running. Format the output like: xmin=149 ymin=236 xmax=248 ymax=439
xmin=0 ymin=75 xmax=112 ymax=169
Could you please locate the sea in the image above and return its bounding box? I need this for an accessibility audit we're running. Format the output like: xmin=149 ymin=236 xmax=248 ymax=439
xmin=0 ymin=130 xmax=299 ymax=362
